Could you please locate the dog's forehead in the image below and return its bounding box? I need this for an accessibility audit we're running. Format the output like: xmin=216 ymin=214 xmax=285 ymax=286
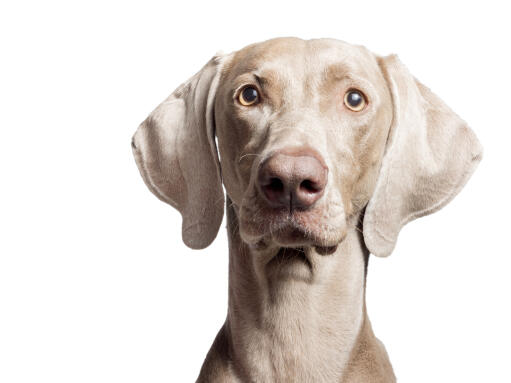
xmin=225 ymin=37 xmax=378 ymax=81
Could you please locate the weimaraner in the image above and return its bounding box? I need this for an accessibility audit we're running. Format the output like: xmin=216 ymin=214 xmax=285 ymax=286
xmin=131 ymin=37 xmax=482 ymax=382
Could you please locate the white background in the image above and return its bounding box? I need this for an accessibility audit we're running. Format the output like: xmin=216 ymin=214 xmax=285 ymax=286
xmin=1 ymin=1 xmax=509 ymax=382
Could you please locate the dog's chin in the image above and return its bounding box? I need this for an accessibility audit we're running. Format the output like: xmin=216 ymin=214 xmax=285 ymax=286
xmin=262 ymin=244 xmax=339 ymax=283
xmin=238 ymin=209 xmax=346 ymax=282
xmin=265 ymin=247 xmax=312 ymax=281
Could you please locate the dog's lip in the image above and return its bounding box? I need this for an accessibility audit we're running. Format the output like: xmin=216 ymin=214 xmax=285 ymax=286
xmin=240 ymin=202 xmax=345 ymax=250
xmin=274 ymin=247 xmax=307 ymax=260
xmin=276 ymin=245 xmax=338 ymax=256
xmin=314 ymin=245 xmax=338 ymax=255
xmin=270 ymin=220 xmax=339 ymax=249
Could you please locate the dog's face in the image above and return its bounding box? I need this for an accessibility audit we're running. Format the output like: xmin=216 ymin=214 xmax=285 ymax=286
xmin=132 ymin=37 xmax=481 ymax=258
xmin=214 ymin=38 xmax=392 ymax=252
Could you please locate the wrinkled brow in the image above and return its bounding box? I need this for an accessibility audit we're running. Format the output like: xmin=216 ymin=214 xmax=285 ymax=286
xmin=322 ymin=63 xmax=355 ymax=82
xmin=252 ymin=70 xmax=282 ymax=90
xmin=232 ymin=70 xmax=278 ymax=88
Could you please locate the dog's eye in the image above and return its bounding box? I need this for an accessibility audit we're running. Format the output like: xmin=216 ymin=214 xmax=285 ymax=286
xmin=344 ymin=89 xmax=366 ymax=111
xmin=239 ymin=86 xmax=259 ymax=106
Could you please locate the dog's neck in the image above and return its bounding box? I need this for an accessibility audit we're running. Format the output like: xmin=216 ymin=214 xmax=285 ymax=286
xmin=218 ymin=202 xmax=373 ymax=382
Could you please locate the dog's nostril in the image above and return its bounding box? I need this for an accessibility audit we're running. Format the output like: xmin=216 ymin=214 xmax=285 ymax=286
xmin=268 ymin=177 xmax=284 ymax=192
xmin=300 ymin=179 xmax=319 ymax=193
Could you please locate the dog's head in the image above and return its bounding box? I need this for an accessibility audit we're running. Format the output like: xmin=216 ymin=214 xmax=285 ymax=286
xmin=132 ymin=38 xmax=482 ymax=257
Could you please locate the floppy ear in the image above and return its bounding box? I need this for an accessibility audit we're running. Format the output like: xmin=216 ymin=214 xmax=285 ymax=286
xmin=131 ymin=55 xmax=226 ymax=249
xmin=363 ymin=55 xmax=483 ymax=257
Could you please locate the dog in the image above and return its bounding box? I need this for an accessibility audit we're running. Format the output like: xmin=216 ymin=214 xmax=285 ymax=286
xmin=131 ymin=37 xmax=482 ymax=382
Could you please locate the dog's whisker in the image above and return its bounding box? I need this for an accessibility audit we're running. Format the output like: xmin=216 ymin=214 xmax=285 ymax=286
xmin=238 ymin=153 xmax=262 ymax=163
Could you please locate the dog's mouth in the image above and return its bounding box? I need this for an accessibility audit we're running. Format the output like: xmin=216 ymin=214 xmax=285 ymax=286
xmin=239 ymin=195 xmax=347 ymax=252
xmin=253 ymin=216 xmax=341 ymax=251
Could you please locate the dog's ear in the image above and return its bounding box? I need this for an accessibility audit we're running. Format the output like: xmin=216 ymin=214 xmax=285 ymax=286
xmin=363 ymin=55 xmax=483 ymax=257
xmin=131 ymin=55 xmax=226 ymax=249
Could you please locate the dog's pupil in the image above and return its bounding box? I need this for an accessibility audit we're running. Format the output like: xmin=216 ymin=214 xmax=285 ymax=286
xmin=243 ymin=87 xmax=258 ymax=102
xmin=347 ymin=91 xmax=362 ymax=106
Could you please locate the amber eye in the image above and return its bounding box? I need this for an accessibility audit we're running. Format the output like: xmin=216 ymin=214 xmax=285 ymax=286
xmin=344 ymin=89 xmax=366 ymax=111
xmin=239 ymin=86 xmax=259 ymax=106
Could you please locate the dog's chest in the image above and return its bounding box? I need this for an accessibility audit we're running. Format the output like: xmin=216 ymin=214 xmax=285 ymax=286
xmin=240 ymin=306 xmax=355 ymax=382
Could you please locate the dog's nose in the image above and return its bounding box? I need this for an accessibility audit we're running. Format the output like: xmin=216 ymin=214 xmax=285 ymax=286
xmin=258 ymin=148 xmax=328 ymax=210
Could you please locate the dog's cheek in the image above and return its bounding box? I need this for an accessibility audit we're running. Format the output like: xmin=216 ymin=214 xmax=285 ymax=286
xmin=221 ymin=165 xmax=244 ymax=205
xmin=351 ymin=132 xmax=390 ymax=210
xmin=238 ymin=202 xmax=266 ymax=244
xmin=328 ymin=155 xmax=358 ymax=219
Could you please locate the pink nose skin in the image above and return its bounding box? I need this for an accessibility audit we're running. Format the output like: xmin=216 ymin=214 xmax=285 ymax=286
xmin=258 ymin=148 xmax=328 ymax=211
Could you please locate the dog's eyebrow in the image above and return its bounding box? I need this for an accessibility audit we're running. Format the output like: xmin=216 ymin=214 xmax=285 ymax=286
xmin=251 ymin=71 xmax=282 ymax=93
xmin=253 ymin=73 xmax=267 ymax=88
xmin=323 ymin=63 xmax=353 ymax=81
